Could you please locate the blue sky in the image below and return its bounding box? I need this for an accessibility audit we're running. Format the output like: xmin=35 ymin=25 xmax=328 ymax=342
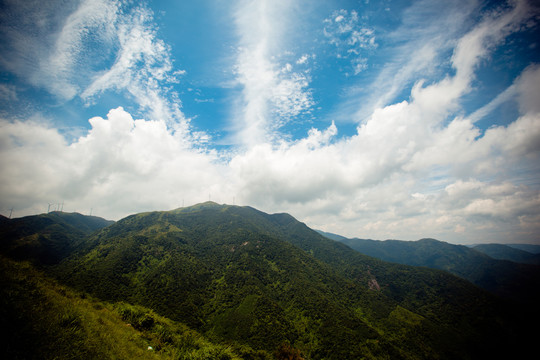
xmin=1 ymin=0 xmax=539 ymax=244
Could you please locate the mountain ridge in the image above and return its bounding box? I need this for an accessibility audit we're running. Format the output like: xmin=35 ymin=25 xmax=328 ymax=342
xmin=0 ymin=211 xmax=113 ymax=264
xmin=472 ymin=243 xmax=540 ymax=265
xmin=325 ymin=233 xmax=540 ymax=307
xmin=1 ymin=203 xmax=536 ymax=359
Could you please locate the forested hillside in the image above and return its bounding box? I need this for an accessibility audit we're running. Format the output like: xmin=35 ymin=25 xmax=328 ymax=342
xmin=0 ymin=211 xmax=113 ymax=264
xmin=1 ymin=203 xmax=535 ymax=359
xmin=472 ymin=243 xmax=540 ymax=265
xmin=332 ymin=236 xmax=540 ymax=307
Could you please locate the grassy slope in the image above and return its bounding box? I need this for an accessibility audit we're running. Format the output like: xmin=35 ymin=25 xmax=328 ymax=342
xmin=0 ymin=255 xmax=259 ymax=360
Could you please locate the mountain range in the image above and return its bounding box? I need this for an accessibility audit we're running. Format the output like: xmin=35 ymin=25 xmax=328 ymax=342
xmin=471 ymin=243 xmax=540 ymax=265
xmin=321 ymin=233 xmax=540 ymax=307
xmin=1 ymin=202 xmax=537 ymax=359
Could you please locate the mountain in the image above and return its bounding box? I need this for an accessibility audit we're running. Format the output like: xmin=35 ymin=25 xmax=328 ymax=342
xmin=506 ymin=243 xmax=540 ymax=254
xmin=0 ymin=211 xmax=113 ymax=264
xmin=1 ymin=202 xmax=535 ymax=359
xmin=49 ymin=202 xmax=530 ymax=359
xmin=473 ymin=243 xmax=540 ymax=265
xmin=331 ymin=236 xmax=540 ymax=307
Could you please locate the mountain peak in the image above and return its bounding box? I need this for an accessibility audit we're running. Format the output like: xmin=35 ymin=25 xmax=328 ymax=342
xmin=197 ymin=201 xmax=221 ymax=207
xmin=178 ymin=201 xmax=225 ymax=211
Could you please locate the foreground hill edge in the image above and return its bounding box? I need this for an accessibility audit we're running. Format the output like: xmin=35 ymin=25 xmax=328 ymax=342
xmin=0 ymin=255 xmax=260 ymax=359
xmin=1 ymin=202 xmax=536 ymax=359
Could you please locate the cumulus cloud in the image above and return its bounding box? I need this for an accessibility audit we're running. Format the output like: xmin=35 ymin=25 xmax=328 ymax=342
xmin=1 ymin=0 xmax=539 ymax=245
xmin=229 ymin=0 xmax=540 ymax=243
xmin=0 ymin=108 xmax=225 ymax=219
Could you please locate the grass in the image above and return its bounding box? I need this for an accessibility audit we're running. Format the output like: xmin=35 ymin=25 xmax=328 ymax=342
xmin=0 ymin=255 xmax=248 ymax=359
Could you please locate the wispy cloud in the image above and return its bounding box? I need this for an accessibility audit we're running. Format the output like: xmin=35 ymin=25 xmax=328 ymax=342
xmin=47 ymin=0 xmax=119 ymax=100
xmin=81 ymin=4 xmax=190 ymax=131
xmin=0 ymin=0 xmax=194 ymax=138
xmin=232 ymin=0 xmax=314 ymax=146
xmin=0 ymin=83 xmax=18 ymax=102
xmin=337 ymin=0 xmax=479 ymax=123
xmin=0 ymin=0 xmax=118 ymax=100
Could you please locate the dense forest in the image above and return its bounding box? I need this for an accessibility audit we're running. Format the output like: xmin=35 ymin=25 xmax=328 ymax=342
xmin=1 ymin=202 xmax=537 ymax=359
xmin=331 ymin=236 xmax=540 ymax=306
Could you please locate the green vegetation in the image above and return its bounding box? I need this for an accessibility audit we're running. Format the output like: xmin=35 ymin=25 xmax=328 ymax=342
xmin=0 ymin=211 xmax=113 ymax=264
xmin=473 ymin=243 xmax=540 ymax=265
xmin=1 ymin=202 xmax=535 ymax=359
xmin=0 ymin=255 xmax=254 ymax=359
xmin=335 ymin=237 xmax=540 ymax=307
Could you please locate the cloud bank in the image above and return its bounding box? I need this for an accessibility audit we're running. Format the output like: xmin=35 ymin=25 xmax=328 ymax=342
xmin=0 ymin=0 xmax=539 ymax=244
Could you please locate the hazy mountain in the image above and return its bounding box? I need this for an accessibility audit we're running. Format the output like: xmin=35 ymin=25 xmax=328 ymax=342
xmin=0 ymin=211 xmax=113 ymax=264
xmin=506 ymin=243 xmax=540 ymax=254
xmin=1 ymin=203 xmax=536 ymax=359
xmin=473 ymin=243 xmax=540 ymax=265
xmin=329 ymin=236 xmax=540 ymax=307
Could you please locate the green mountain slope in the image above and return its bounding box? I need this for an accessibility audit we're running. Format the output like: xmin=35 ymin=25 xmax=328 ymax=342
xmin=47 ymin=202 xmax=529 ymax=359
xmin=0 ymin=211 xmax=113 ymax=264
xmin=0 ymin=254 xmax=261 ymax=359
xmin=332 ymin=236 xmax=540 ymax=307
xmin=473 ymin=243 xmax=540 ymax=265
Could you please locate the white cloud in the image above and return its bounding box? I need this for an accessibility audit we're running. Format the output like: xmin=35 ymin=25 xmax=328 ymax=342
xmin=0 ymin=84 xmax=18 ymax=102
xmin=515 ymin=64 xmax=540 ymax=115
xmin=340 ymin=0 xmax=479 ymax=123
xmin=47 ymin=0 xmax=119 ymax=100
xmin=0 ymin=107 xmax=224 ymax=219
xmin=1 ymin=89 xmax=539 ymax=244
xmin=1 ymin=0 xmax=539 ymax=246
xmin=232 ymin=0 xmax=314 ymax=146
xmin=466 ymin=84 xmax=518 ymax=124
xmin=0 ymin=0 xmax=118 ymax=100
xmin=323 ymin=9 xmax=376 ymax=75
xmin=0 ymin=0 xmax=192 ymax=136
xmin=79 ymin=4 xmax=190 ymax=133
xmin=296 ymin=54 xmax=311 ymax=65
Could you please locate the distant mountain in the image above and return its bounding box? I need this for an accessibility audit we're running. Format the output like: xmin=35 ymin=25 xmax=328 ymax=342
xmin=315 ymin=230 xmax=348 ymax=242
xmin=505 ymin=243 xmax=540 ymax=254
xmin=0 ymin=211 xmax=113 ymax=264
xmin=473 ymin=243 xmax=540 ymax=265
xmin=329 ymin=235 xmax=540 ymax=307
xmin=2 ymin=203 xmax=536 ymax=359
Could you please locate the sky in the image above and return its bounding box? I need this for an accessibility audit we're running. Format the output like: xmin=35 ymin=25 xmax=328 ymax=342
xmin=0 ymin=0 xmax=539 ymax=245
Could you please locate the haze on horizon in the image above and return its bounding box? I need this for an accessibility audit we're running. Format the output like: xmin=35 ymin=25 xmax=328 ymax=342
xmin=0 ymin=0 xmax=539 ymax=245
